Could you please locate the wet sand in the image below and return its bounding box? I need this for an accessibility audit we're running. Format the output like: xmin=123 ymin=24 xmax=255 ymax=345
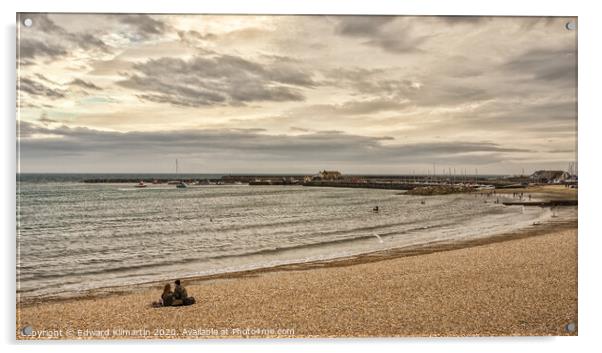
xmin=17 ymin=221 xmax=577 ymax=339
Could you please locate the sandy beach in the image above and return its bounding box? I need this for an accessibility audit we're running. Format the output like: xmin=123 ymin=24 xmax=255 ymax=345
xmin=17 ymin=218 xmax=577 ymax=339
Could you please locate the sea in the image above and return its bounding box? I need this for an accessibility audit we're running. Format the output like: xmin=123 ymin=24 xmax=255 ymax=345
xmin=16 ymin=173 xmax=569 ymax=300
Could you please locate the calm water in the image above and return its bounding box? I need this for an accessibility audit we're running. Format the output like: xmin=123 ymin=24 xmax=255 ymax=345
xmin=17 ymin=174 xmax=555 ymax=299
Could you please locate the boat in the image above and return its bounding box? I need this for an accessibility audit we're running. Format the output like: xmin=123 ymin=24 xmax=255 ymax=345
xmin=134 ymin=181 xmax=147 ymax=188
xmin=173 ymin=158 xmax=187 ymax=189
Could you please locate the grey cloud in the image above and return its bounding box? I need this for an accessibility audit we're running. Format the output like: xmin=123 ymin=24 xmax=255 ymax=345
xmin=467 ymin=100 xmax=577 ymax=129
xmin=289 ymin=127 xmax=312 ymax=133
xmin=326 ymin=68 xmax=411 ymax=96
xmin=34 ymin=73 xmax=59 ymax=84
xmin=503 ymin=48 xmax=577 ymax=84
xmin=38 ymin=113 xmax=58 ymax=124
xmin=177 ymin=30 xmax=218 ymax=43
xmin=19 ymin=38 xmax=68 ymax=59
xmin=437 ymin=16 xmax=488 ymax=24
xmin=325 ymin=67 xmax=490 ymax=107
xmin=69 ymin=78 xmax=102 ymax=90
xmin=19 ymin=77 xmax=65 ymax=99
xmin=363 ymin=36 xmax=429 ymax=54
xmin=19 ymin=122 xmax=531 ymax=168
xmin=117 ymin=54 xmax=315 ymax=107
xmin=335 ymin=16 xmax=429 ymax=53
xmin=393 ymin=97 xmax=577 ymax=152
xmin=410 ymin=83 xmax=489 ymax=107
xmin=67 ymin=32 xmax=110 ymax=52
xmin=19 ymin=14 xmax=110 ymax=60
xmin=177 ymin=27 xmax=271 ymax=50
xmin=548 ymin=149 xmax=574 ymax=153
xmin=118 ymin=14 xmax=170 ymax=39
xmin=335 ymin=16 xmax=395 ymax=36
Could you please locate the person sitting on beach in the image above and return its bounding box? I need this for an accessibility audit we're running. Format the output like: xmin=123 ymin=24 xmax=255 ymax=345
xmin=152 ymin=279 xmax=196 ymax=307
xmin=171 ymin=279 xmax=197 ymax=306
xmin=173 ymin=279 xmax=188 ymax=301
xmin=161 ymin=283 xmax=174 ymax=306
xmin=151 ymin=284 xmax=174 ymax=307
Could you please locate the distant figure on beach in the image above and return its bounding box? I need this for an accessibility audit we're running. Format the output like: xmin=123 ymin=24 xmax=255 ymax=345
xmin=172 ymin=279 xmax=196 ymax=306
xmin=151 ymin=283 xmax=174 ymax=307
xmin=161 ymin=283 xmax=174 ymax=306
xmin=173 ymin=279 xmax=187 ymax=304
xmin=153 ymin=280 xmax=195 ymax=307
xmin=528 ymin=194 xmax=532 ymax=201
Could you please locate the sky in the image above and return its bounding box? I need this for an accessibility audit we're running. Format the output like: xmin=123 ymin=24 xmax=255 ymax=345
xmin=16 ymin=14 xmax=577 ymax=175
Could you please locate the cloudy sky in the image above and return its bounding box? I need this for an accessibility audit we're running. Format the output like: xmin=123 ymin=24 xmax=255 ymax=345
xmin=17 ymin=14 xmax=577 ymax=174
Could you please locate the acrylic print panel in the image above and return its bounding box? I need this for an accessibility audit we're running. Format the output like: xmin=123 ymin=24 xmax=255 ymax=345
xmin=16 ymin=14 xmax=577 ymax=339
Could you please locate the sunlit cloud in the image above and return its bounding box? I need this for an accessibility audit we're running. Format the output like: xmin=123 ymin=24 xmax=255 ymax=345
xmin=17 ymin=14 xmax=577 ymax=174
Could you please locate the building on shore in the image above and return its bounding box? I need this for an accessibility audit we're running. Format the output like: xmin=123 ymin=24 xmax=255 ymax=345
xmin=530 ymin=170 xmax=571 ymax=184
xmin=316 ymin=170 xmax=342 ymax=181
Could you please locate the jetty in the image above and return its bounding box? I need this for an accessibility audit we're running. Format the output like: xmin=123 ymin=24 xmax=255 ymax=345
xmin=502 ymin=200 xmax=577 ymax=207
xmin=303 ymin=181 xmax=417 ymax=190
xmin=80 ymin=170 xmax=577 ymax=195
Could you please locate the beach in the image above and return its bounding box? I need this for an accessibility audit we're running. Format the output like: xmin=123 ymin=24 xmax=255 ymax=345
xmin=17 ymin=220 xmax=577 ymax=339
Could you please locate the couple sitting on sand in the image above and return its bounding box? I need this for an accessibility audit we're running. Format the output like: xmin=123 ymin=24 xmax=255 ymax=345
xmin=155 ymin=279 xmax=196 ymax=307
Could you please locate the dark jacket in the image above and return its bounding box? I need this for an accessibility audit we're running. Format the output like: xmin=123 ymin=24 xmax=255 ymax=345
xmin=161 ymin=292 xmax=174 ymax=306
xmin=173 ymin=284 xmax=188 ymax=300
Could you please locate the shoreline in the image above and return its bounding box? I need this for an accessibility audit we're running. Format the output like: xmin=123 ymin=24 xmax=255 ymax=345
xmin=17 ymin=222 xmax=578 ymax=338
xmin=17 ymin=185 xmax=577 ymax=306
xmin=17 ymin=214 xmax=576 ymax=307
xmin=16 ymin=185 xmax=578 ymax=338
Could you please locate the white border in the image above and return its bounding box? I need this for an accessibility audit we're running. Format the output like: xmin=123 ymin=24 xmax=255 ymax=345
xmin=2 ymin=1 xmax=601 ymax=352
